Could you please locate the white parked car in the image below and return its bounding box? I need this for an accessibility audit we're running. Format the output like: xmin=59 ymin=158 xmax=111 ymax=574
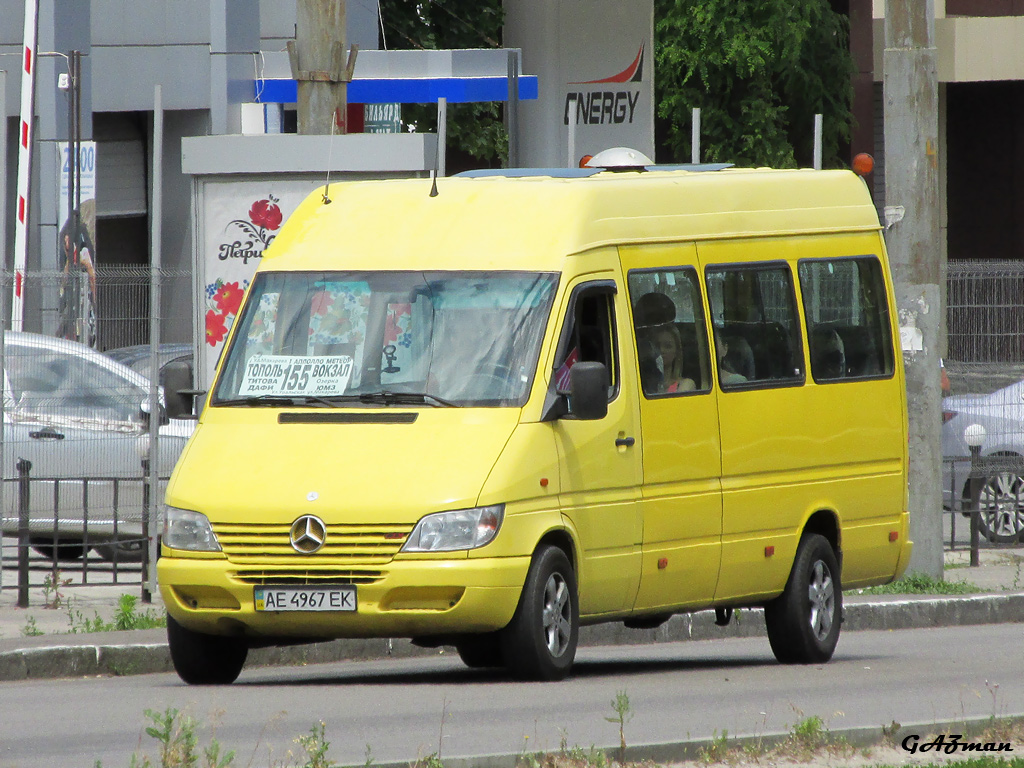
xmin=942 ymin=379 xmax=1024 ymax=543
xmin=0 ymin=332 xmax=194 ymax=561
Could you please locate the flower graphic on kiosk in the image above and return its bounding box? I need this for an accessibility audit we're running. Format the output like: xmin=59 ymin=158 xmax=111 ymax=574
xmin=229 ymin=195 xmax=283 ymax=248
xmin=204 ymin=279 xmax=248 ymax=347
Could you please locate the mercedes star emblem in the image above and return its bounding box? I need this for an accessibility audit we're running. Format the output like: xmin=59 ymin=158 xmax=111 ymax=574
xmin=289 ymin=515 xmax=327 ymax=554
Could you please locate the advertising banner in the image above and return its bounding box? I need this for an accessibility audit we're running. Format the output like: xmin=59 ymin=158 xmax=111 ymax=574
xmin=504 ymin=0 xmax=654 ymax=168
xmin=57 ymin=141 xmax=98 ymax=344
xmin=198 ymin=179 xmax=323 ymax=387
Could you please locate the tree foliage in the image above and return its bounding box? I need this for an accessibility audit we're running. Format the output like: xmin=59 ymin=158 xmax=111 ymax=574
xmin=377 ymin=0 xmax=507 ymax=170
xmin=654 ymin=0 xmax=854 ymax=168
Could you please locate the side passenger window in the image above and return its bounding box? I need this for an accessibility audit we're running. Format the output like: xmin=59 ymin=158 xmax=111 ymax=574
xmin=705 ymin=265 xmax=804 ymax=388
xmin=627 ymin=269 xmax=711 ymax=397
xmin=798 ymin=256 xmax=895 ymax=382
xmin=553 ymin=285 xmax=618 ymax=401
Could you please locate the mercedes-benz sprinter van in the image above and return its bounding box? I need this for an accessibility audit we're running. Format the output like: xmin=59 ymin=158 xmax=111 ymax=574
xmin=159 ymin=151 xmax=911 ymax=684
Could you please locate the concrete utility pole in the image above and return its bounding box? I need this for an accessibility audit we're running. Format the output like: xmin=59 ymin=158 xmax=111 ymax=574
xmin=884 ymin=0 xmax=943 ymax=578
xmin=289 ymin=0 xmax=358 ymax=135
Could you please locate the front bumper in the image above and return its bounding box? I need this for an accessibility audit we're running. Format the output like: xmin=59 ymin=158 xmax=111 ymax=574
xmin=158 ymin=553 xmax=530 ymax=640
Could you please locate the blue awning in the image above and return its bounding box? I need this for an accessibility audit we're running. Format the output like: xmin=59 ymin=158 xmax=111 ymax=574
xmin=254 ymin=76 xmax=539 ymax=105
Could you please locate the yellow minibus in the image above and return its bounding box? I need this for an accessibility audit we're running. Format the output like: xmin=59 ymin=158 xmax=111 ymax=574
xmin=158 ymin=150 xmax=911 ymax=683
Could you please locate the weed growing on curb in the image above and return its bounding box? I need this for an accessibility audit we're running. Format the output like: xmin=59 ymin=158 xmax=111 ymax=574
xmin=853 ymin=571 xmax=981 ymax=595
xmin=698 ymin=731 xmax=730 ymax=764
xmin=21 ymin=616 xmax=43 ymax=636
xmin=605 ymin=691 xmax=633 ymax=764
xmin=66 ymin=594 xmax=166 ymax=634
xmin=294 ymin=721 xmax=334 ymax=768
xmin=41 ymin=569 xmax=72 ymax=608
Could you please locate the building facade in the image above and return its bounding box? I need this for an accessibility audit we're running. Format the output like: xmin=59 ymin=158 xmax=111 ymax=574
xmin=848 ymin=0 xmax=1024 ymax=264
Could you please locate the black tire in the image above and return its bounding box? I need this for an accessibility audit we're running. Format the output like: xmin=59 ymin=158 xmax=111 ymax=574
xmin=500 ymin=545 xmax=579 ymax=681
xmin=31 ymin=542 xmax=86 ymax=561
xmin=455 ymin=632 xmax=505 ymax=669
xmin=167 ymin=614 xmax=248 ymax=685
xmin=94 ymin=540 xmax=146 ymax=563
xmin=764 ymin=533 xmax=841 ymax=664
xmin=976 ymin=471 xmax=1024 ymax=544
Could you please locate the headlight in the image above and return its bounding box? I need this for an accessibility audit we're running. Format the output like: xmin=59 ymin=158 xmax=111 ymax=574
xmin=401 ymin=504 xmax=504 ymax=552
xmin=163 ymin=506 xmax=221 ymax=552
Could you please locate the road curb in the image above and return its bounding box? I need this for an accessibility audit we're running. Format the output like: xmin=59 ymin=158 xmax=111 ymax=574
xmin=384 ymin=715 xmax=1024 ymax=768
xmin=1 ymin=593 xmax=1023 ymax=682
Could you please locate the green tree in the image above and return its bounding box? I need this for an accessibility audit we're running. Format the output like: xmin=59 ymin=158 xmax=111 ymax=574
xmin=377 ymin=0 xmax=507 ymax=170
xmin=654 ymin=0 xmax=854 ymax=168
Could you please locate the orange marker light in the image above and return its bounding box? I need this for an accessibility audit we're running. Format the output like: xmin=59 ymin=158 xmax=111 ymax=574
xmin=765 ymin=545 xmax=775 ymax=557
xmin=889 ymin=531 xmax=899 ymax=542
xmin=658 ymin=557 xmax=668 ymax=570
xmin=579 ymin=154 xmax=594 ymax=168
xmin=853 ymin=153 xmax=874 ymax=176
xmin=540 ymin=477 xmax=549 ymax=487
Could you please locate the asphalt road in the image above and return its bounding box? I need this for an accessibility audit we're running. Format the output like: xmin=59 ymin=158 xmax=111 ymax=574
xmin=2 ymin=622 xmax=1023 ymax=768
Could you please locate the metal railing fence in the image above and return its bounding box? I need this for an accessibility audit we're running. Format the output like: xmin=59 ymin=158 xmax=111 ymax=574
xmin=944 ymin=260 xmax=1024 ymax=550
xmin=0 ymin=268 xmax=194 ymax=604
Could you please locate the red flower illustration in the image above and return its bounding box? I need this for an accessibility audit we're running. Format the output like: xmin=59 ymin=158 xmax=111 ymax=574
xmin=206 ymin=309 xmax=228 ymax=346
xmin=249 ymin=198 xmax=283 ymax=231
xmin=214 ymin=281 xmax=244 ymax=316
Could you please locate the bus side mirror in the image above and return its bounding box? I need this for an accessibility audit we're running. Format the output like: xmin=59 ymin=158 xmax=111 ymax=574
xmin=569 ymin=362 xmax=608 ymax=421
xmin=164 ymin=360 xmax=201 ymax=420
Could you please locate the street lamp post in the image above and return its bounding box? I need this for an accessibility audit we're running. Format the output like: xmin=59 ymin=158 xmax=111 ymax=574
xmin=964 ymin=423 xmax=986 ymax=568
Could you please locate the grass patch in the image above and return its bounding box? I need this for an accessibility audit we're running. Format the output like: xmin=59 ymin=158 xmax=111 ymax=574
xmin=67 ymin=594 xmax=166 ymax=634
xmin=851 ymin=571 xmax=981 ymax=595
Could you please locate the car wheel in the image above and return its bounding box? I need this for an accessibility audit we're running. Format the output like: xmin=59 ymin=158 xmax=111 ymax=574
xmin=500 ymin=545 xmax=578 ymax=681
xmin=976 ymin=471 xmax=1024 ymax=544
xmin=764 ymin=533 xmax=841 ymax=664
xmin=455 ymin=632 xmax=505 ymax=669
xmin=167 ymin=614 xmax=248 ymax=685
xmin=31 ymin=542 xmax=86 ymax=561
xmin=94 ymin=540 xmax=145 ymax=563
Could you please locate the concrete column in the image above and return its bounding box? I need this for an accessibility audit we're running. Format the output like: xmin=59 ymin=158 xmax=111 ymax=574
xmin=884 ymin=0 xmax=944 ymax=578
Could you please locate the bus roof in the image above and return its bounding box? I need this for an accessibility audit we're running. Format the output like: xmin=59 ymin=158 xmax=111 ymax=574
xmin=261 ymin=166 xmax=882 ymax=273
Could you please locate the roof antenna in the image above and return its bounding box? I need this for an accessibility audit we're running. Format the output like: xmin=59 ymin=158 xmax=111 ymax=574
xmin=323 ymin=108 xmax=340 ymax=205
xmin=429 ymin=97 xmax=446 ymax=197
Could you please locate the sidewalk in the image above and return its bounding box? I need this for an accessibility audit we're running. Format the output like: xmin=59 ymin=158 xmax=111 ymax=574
xmin=0 ymin=546 xmax=1021 ymax=681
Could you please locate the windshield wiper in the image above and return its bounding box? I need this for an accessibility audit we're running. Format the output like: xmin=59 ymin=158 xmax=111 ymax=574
xmin=355 ymin=391 xmax=459 ymax=408
xmin=216 ymin=394 xmax=342 ymax=408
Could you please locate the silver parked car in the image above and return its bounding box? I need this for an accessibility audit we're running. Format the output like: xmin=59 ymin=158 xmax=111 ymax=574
xmin=942 ymin=379 xmax=1024 ymax=543
xmin=0 ymin=332 xmax=194 ymax=560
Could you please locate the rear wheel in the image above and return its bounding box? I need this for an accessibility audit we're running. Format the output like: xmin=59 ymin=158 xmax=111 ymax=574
xmin=501 ymin=545 xmax=578 ymax=681
xmin=94 ymin=540 xmax=145 ymax=563
xmin=167 ymin=614 xmax=248 ymax=685
xmin=976 ymin=470 xmax=1024 ymax=543
xmin=455 ymin=632 xmax=505 ymax=669
xmin=764 ymin=533 xmax=841 ymax=664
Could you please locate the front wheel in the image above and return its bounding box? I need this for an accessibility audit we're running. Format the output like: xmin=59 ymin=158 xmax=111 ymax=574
xmin=764 ymin=533 xmax=841 ymax=664
xmin=31 ymin=541 xmax=86 ymax=561
xmin=167 ymin=614 xmax=248 ymax=685
xmin=501 ymin=545 xmax=579 ymax=681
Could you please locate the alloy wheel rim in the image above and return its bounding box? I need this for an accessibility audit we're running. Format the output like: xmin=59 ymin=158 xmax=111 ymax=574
xmin=807 ymin=560 xmax=835 ymax=641
xmin=979 ymin=473 xmax=1024 ymax=538
xmin=541 ymin=572 xmax=572 ymax=657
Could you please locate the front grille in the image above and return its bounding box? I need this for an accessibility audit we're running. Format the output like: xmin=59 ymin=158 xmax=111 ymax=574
xmin=213 ymin=522 xmax=412 ymax=564
xmin=231 ymin=567 xmax=385 ymax=586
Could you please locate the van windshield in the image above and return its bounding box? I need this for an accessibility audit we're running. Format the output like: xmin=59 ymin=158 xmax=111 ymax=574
xmin=213 ymin=271 xmax=559 ymax=408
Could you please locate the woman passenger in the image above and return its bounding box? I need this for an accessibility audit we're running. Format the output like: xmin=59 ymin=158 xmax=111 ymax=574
xmin=654 ymin=325 xmax=695 ymax=393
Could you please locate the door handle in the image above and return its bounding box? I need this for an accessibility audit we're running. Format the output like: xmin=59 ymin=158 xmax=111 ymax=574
xmin=29 ymin=427 xmax=65 ymax=440
xmin=615 ymin=436 xmax=635 ymax=448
